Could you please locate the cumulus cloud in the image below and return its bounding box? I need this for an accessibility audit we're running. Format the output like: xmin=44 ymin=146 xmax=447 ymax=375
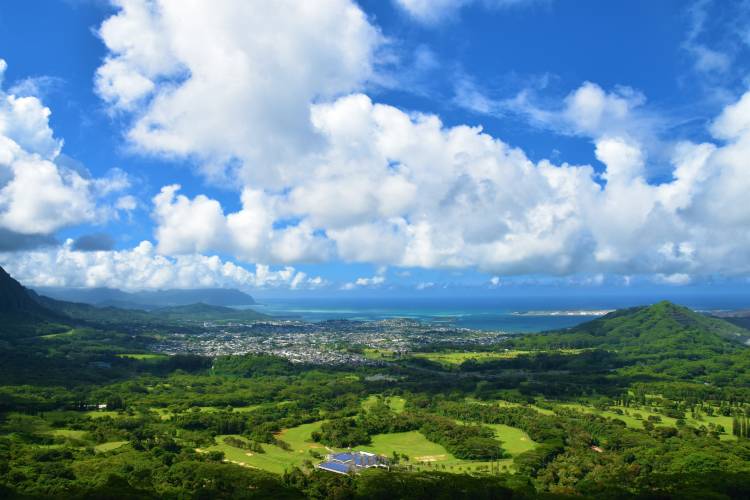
xmin=96 ymin=0 xmax=382 ymax=187
xmin=0 ymin=239 xmax=322 ymax=291
xmin=0 ymin=59 xmax=130 ymax=235
xmin=151 ymin=184 xmax=331 ymax=264
xmin=132 ymin=85 xmax=750 ymax=281
xmin=342 ymin=267 xmax=387 ymax=290
xmin=91 ymin=1 xmax=750 ymax=284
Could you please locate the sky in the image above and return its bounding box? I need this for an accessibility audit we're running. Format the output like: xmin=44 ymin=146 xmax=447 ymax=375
xmin=0 ymin=0 xmax=750 ymax=296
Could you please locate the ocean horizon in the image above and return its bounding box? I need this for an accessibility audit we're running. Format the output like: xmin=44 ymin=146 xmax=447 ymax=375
xmin=244 ymin=291 xmax=750 ymax=332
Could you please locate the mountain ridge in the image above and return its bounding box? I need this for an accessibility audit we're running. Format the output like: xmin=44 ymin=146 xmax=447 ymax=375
xmin=34 ymin=286 xmax=257 ymax=309
xmin=0 ymin=266 xmax=268 ymax=335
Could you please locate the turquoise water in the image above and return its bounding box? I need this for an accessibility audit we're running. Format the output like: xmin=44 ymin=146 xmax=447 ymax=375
xmin=247 ymin=298 xmax=605 ymax=333
xmin=246 ymin=292 xmax=750 ymax=332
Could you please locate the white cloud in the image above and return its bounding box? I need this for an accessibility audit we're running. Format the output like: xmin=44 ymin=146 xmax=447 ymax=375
xmin=393 ymin=0 xmax=539 ymax=24
xmin=342 ymin=267 xmax=387 ymax=289
xmin=151 ymin=184 xmax=330 ymax=264
xmin=136 ymin=88 xmax=750 ymax=279
xmin=683 ymin=0 xmax=732 ymax=75
xmin=91 ymin=2 xmax=750 ymax=281
xmin=654 ymin=273 xmax=692 ymax=286
xmin=467 ymin=80 xmax=655 ymax=143
xmin=96 ymin=0 xmax=382 ymax=187
xmin=0 ymin=60 xmax=129 ymax=235
xmin=0 ymin=239 xmax=323 ymax=291
xmin=115 ymin=194 xmax=138 ymax=212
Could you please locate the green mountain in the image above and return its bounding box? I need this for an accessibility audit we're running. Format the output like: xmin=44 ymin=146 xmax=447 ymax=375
xmin=32 ymin=293 xmax=270 ymax=325
xmin=151 ymin=303 xmax=269 ymax=321
xmin=0 ymin=266 xmax=269 ymax=337
xmin=0 ymin=266 xmax=50 ymax=315
xmin=513 ymin=301 xmax=750 ymax=355
xmin=35 ymin=286 xmax=257 ymax=309
xmin=0 ymin=267 xmax=69 ymax=338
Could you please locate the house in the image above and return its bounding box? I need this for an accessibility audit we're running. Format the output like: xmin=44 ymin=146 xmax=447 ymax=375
xmin=317 ymin=451 xmax=388 ymax=474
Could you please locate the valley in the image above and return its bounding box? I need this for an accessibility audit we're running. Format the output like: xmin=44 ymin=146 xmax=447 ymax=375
xmin=1 ymin=267 xmax=750 ymax=498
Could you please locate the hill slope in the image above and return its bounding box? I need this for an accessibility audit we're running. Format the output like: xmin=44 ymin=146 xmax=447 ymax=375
xmin=0 ymin=267 xmax=51 ymax=315
xmin=513 ymin=301 xmax=750 ymax=356
xmin=32 ymin=294 xmax=269 ymax=325
xmin=35 ymin=286 xmax=256 ymax=309
xmin=1 ymin=265 xmax=269 ymax=337
xmin=0 ymin=267 xmax=69 ymax=338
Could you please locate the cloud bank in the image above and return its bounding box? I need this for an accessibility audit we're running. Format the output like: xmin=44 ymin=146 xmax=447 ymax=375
xmin=86 ymin=0 xmax=750 ymax=283
xmin=0 ymin=239 xmax=322 ymax=291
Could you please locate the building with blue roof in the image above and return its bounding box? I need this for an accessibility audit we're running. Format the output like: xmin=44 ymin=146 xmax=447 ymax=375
xmin=317 ymin=450 xmax=388 ymax=475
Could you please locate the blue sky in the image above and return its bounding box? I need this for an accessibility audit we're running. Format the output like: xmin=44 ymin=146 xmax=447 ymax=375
xmin=0 ymin=0 xmax=749 ymax=295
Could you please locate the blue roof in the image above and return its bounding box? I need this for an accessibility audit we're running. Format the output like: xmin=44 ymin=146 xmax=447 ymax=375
xmin=331 ymin=452 xmax=353 ymax=462
xmin=318 ymin=461 xmax=351 ymax=474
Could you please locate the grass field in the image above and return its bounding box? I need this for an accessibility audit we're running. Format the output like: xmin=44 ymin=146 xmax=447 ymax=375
xmin=413 ymin=349 xmax=589 ymax=367
xmin=153 ymin=404 xmax=263 ymax=420
xmin=361 ymin=395 xmax=406 ymax=413
xmin=39 ymin=328 xmax=81 ymax=339
xmin=556 ymin=403 xmax=736 ymax=441
xmin=49 ymin=429 xmax=88 ymax=440
xmin=362 ymin=348 xmax=398 ymax=360
xmin=465 ymin=397 xmax=556 ymax=416
xmin=85 ymin=410 xmax=123 ymax=419
xmin=116 ymin=353 xmax=169 ymax=360
xmin=205 ymin=418 xmax=537 ymax=475
xmin=411 ymin=350 xmax=531 ymax=366
xmin=94 ymin=441 xmax=128 ymax=453
xmin=486 ymin=424 xmax=538 ymax=456
xmin=46 ymin=428 xmax=128 ymax=453
xmin=358 ymin=424 xmax=537 ymax=473
xmin=206 ymin=421 xmax=326 ymax=474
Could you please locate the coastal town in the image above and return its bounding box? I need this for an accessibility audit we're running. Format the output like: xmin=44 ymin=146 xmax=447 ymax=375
xmin=151 ymin=317 xmax=510 ymax=365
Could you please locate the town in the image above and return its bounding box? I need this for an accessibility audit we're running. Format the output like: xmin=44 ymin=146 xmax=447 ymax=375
xmin=151 ymin=317 xmax=510 ymax=365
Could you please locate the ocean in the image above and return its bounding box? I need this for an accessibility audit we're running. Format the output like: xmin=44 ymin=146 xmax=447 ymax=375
xmin=246 ymin=290 xmax=750 ymax=333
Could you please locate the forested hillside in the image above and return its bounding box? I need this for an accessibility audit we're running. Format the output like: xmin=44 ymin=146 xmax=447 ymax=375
xmin=1 ymin=267 xmax=750 ymax=498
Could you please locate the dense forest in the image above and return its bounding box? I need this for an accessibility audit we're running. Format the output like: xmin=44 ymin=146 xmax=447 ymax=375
xmin=1 ymin=267 xmax=750 ymax=498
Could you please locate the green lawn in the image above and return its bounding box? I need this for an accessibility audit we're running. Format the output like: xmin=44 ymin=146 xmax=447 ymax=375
xmin=361 ymin=395 xmax=406 ymax=413
xmin=206 ymin=421 xmax=326 ymax=474
xmin=39 ymin=328 xmax=80 ymax=339
xmin=358 ymin=430 xmax=519 ymax=473
xmin=85 ymin=410 xmax=123 ymax=419
xmin=486 ymin=424 xmax=537 ymax=456
xmin=363 ymin=348 xmax=397 ymax=360
xmin=204 ymin=418 xmax=536 ymax=475
xmin=49 ymin=429 xmax=88 ymax=440
xmin=465 ymin=397 xmax=556 ymax=416
xmin=116 ymin=353 xmax=169 ymax=360
xmin=556 ymin=403 xmax=736 ymax=441
xmin=153 ymin=404 xmax=263 ymax=420
xmin=411 ymin=350 xmax=532 ymax=366
xmin=94 ymin=441 xmax=128 ymax=453
xmin=413 ymin=349 xmax=589 ymax=367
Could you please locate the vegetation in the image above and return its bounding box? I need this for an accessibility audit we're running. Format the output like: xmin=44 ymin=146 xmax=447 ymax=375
xmin=2 ymin=267 xmax=750 ymax=498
